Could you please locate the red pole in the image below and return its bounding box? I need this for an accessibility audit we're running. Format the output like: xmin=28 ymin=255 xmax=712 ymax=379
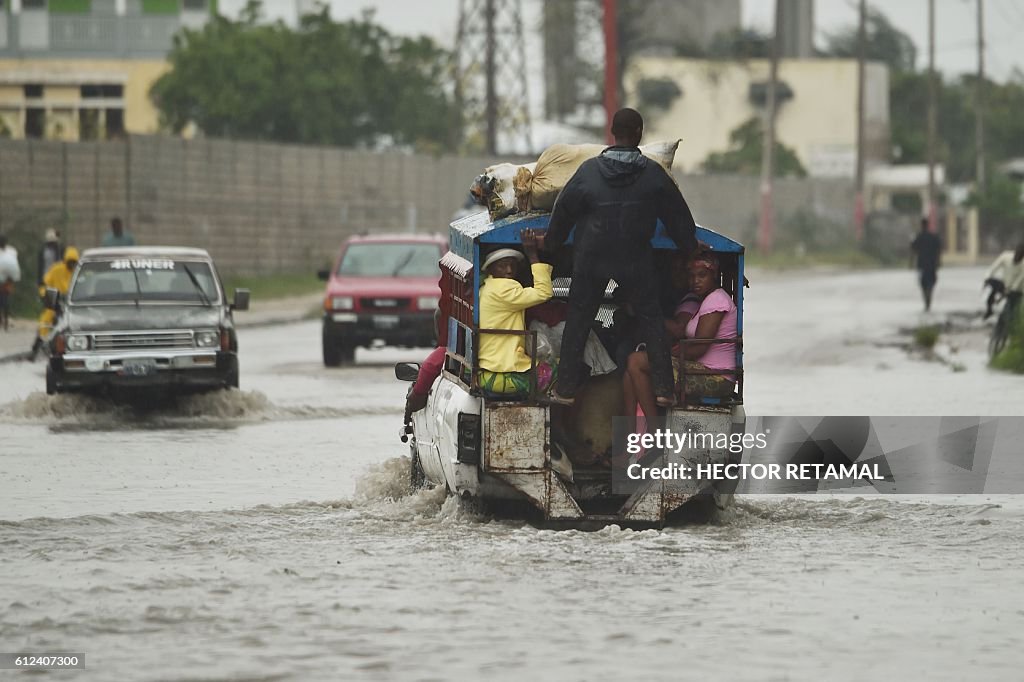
xmin=603 ymin=0 xmax=618 ymax=144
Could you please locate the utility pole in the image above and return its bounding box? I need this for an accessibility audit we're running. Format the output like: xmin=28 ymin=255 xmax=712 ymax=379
xmin=926 ymin=0 xmax=937 ymax=232
xmin=483 ymin=0 xmax=497 ymax=156
xmin=975 ymin=0 xmax=986 ymax=191
xmin=759 ymin=0 xmax=783 ymax=253
xmin=854 ymin=0 xmax=866 ymax=242
xmin=603 ymin=0 xmax=618 ymax=144
xmin=455 ymin=0 xmax=531 ymax=155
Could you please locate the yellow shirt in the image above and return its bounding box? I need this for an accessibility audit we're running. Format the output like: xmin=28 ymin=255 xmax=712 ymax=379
xmin=42 ymin=262 xmax=75 ymax=295
xmin=478 ymin=263 xmax=553 ymax=373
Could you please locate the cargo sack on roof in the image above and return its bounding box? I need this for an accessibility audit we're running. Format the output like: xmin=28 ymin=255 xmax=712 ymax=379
xmin=525 ymin=139 xmax=681 ymax=211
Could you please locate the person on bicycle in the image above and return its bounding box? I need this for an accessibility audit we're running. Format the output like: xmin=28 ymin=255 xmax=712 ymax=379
xmin=29 ymin=246 xmax=78 ymax=360
xmin=983 ymin=242 xmax=1024 ymax=319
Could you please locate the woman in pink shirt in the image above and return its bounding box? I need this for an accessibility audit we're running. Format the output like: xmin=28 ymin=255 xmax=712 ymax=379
xmin=623 ymin=251 xmax=737 ymax=421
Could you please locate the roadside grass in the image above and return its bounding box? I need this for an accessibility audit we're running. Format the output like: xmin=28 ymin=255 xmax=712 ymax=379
xmin=913 ymin=325 xmax=941 ymax=350
xmin=223 ymin=272 xmax=324 ymax=301
xmin=744 ymin=248 xmax=885 ymax=270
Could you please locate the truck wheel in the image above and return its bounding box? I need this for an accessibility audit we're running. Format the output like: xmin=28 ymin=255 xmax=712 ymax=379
xmin=322 ymin=330 xmax=342 ymax=367
xmin=339 ymin=342 xmax=356 ymax=366
xmin=410 ymin=446 xmax=425 ymax=489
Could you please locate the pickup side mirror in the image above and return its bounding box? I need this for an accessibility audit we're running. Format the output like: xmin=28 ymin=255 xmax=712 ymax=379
xmin=44 ymin=287 xmax=60 ymax=310
xmin=231 ymin=288 xmax=250 ymax=311
xmin=317 ymin=268 xmax=330 ymax=281
xmin=394 ymin=362 xmax=421 ymax=382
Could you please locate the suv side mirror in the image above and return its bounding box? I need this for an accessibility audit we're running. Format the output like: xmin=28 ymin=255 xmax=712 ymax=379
xmin=317 ymin=268 xmax=330 ymax=281
xmin=394 ymin=362 xmax=421 ymax=382
xmin=44 ymin=287 xmax=60 ymax=310
xmin=231 ymin=288 xmax=250 ymax=311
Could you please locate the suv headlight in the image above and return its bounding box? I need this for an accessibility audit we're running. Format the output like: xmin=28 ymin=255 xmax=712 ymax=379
xmin=417 ymin=296 xmax=439 ymax=311
xmin=195 ymin=330 xmax=219 ymax=348
xmin=331 ymin=296 xmax=354 ymax=310
xmin=67 ymin=334 xmax=89 ymax=352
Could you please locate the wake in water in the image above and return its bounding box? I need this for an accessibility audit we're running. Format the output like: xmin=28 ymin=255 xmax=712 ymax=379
xmin=0 ymin=389 xmax=399 ymax=428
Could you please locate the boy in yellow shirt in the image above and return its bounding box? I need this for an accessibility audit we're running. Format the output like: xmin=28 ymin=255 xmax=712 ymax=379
xmin=477 ymin=229 xmax=553 ymax=396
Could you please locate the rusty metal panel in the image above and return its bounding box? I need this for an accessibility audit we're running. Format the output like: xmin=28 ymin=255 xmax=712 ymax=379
xmin=483 ymin=405 xmax=547 ymax=472
xmin=496 ymin=472 xmax=583 ymax=521
xmin=624 ymin=480 xmax=665 ymax=523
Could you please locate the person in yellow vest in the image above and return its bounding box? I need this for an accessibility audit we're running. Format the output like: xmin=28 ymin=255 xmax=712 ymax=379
xmin=477 ymin=229 xmax=552 ymax=396
xmin=30 ymin=246 xmax=79 ymax=360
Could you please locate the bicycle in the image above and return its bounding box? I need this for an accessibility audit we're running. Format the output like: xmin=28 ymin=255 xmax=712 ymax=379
xmin=989 ymin=291 xmax=1021 ymax=359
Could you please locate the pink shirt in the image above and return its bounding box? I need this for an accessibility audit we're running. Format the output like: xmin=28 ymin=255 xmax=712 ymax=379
xmin=683 ymin=288 xmax=737 ymax=370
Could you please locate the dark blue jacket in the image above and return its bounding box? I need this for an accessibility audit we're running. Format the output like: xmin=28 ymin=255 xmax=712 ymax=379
xmin=544 ymin=146 xmax=697 ymax=269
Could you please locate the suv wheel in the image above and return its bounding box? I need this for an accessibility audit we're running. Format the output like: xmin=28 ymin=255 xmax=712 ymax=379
xmin=45 ymin=364 xmax=58 ymax=396
xmin=224 ymin=356 xmax=240 ymax=389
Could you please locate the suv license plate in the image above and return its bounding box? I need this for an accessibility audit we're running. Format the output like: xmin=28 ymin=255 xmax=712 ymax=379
xmin=373 ymin=315 xmax=399 ymax=329
xmin=120 ymin=359 xmax=156 ymax=377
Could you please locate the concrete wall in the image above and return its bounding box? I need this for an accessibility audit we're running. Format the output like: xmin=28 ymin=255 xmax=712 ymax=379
xmin=0 ymin=135 xmax=857 ymax=275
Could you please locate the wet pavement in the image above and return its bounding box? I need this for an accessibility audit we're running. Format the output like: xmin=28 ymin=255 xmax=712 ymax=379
xmin=2 ymin=266 xmax=1023 ymax=681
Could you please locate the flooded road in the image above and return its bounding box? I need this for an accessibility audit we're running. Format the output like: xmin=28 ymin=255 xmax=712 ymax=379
xmin=2 ymin=266 xmax=1023 ymax=680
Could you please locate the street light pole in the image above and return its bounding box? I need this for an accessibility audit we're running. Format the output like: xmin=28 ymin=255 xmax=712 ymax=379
xmin=926 ymin=0 xmax=937 ymax=232
xmin=854 ymin=0 xmax=867 ymax=242
xmin=758 ymin=0 xmax=782 ymax=254
xmin=603 ymin=0 xmax=618 ymax=144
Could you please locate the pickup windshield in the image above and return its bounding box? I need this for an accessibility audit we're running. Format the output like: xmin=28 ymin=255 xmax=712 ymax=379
xmin=337 ymin=243 xmax=440 ymax=277
xmin=70 ymin=259 xmax=220 ymax=304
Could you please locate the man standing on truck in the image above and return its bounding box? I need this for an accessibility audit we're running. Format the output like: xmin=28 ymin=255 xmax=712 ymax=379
xmin=543 ymin=108 xmax=698 ymax=408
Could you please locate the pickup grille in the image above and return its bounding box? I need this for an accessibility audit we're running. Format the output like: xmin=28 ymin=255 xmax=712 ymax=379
xmin=91 ymin=331 xmax=195 ymax=351
xmin=360 ymin=297 xmax=410 ymax=311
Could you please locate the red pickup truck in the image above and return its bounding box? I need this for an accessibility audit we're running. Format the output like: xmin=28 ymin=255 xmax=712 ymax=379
xmin=318 ymin=234 xmax=446 ymax=366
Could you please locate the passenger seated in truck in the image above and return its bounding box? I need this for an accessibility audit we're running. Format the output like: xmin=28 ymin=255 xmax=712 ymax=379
xmin=477 ymin=229 xmax=553 ymax=397
xmin=613 ymin=250 xmax=691 ymax=371
xmin=623 ymin=251 xmax=736 ymax=420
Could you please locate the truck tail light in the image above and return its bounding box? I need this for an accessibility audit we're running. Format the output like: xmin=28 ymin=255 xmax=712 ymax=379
xmin=456 ymin=413 xmax=481 ymax=465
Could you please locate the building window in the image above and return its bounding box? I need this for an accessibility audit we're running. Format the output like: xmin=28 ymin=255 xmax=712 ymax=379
xmin=81 ymin=84 xmax=124 ymax=99
xmin=24 ymin=84 xmax=44 ymax=99
xmin=79 ymin=109 xmax=100 ymax=141
xmin=105 ymin=108 xmax=125 ymax=139
xmin=182 ymin=0 xmax=206 ymax=9
xmin=25 ymin=109 xmax=45 ymax=139
xmin=22 ymin=0 xmax=46 ymax=8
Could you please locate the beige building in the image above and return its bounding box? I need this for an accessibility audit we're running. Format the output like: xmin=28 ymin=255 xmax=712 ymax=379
xmin=0 ymin=60 xmax=169 ymax=140
xmin=0 ymin=0 xmax=211 ymax=140
xmin=625 ymin=57 xmax=890 ymax=177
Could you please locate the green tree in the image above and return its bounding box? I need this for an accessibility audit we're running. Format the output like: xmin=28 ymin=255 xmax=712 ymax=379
xmin=706 ymin=28 xmax=771 ymax=59
xmin=702 ymin=117 xmax=807 ymax=178
xmin=967 ymin=173 xmax=1024 ymax=247
xmin=822 ymin=9 xmax=917 ymax=73
xmin=150 ymin=2 xmax=459 ymax=149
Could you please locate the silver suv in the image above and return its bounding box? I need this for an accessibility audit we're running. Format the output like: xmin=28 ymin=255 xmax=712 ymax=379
xmin=45 ymin=246 xmax=249 ymax=396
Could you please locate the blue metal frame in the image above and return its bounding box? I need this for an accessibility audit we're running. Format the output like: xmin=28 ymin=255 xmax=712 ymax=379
xmin=449 ymin=211 xmax=746 ymax=399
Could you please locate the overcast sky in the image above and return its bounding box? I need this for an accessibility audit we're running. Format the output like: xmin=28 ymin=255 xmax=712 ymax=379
xmin=222 ymin=0 xmax=1022 ymax=121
